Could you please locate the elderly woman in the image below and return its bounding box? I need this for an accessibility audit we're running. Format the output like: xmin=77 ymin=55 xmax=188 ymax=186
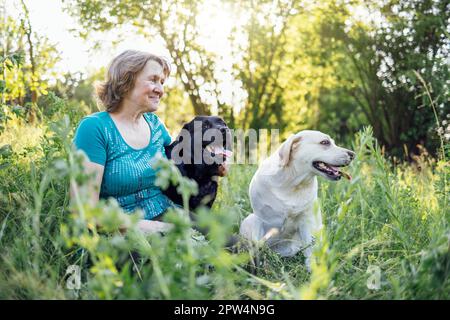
xmin=72 ymin=50 xmax=177 ymax=234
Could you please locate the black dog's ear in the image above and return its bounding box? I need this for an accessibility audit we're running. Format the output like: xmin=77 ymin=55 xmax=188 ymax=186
xmin=173 ymin=118 xmax=196 ymax=145
xmin=167 ymin=120 xmax=196 ymax=164
xmin=171 ymin=117 xmax=203 ymax=165
xmin=179 ymin=120 xmax=195 ymax=139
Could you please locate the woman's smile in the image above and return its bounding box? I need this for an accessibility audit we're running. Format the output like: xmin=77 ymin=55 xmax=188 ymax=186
xmin=148 ymin=95 xmax=160 ymax=102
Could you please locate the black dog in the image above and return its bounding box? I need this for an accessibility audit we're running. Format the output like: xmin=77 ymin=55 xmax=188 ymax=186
xmin=158 ymin=116 xmax=240 ymax=248
xmin=162 ymin=115 xmax=232 ymax=210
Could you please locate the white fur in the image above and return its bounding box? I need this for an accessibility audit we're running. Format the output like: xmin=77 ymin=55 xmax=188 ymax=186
xmin=239 ymin=130 xmax=354 ymax=270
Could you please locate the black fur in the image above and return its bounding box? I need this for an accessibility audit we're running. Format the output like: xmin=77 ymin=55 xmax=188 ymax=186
xmin=163 ymin=115 xmax=231 ymax=210
xmin=158 ymin=116 xmax=240 ymax=249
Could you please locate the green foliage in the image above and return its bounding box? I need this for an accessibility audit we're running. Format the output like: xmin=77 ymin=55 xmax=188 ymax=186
xmin=61 ymin=0 xmax=449 ymax=157
xmin=314 ymin=0 xmax=450 ymax=157
xmin=0 ymin=95 xmax=448 ymax=299
xmin=229 ymin=0 xmax=298 ymax=132
xmin=1 ymin=7 xmax=60 ymax=125
xmin=42 ymin=70 xmax=103 ymax=115
xmin=0 ymin=52 xmax=25 ymax=74
xmin=0 ymin=0 xmax=448 ymax=300
xmin=0 ymin=51 xmax=25 ymax=132
xmin=153 ymin=156 xmax=198 ymax=210
xmin=65 ymin=0 xmax=226 ymax=117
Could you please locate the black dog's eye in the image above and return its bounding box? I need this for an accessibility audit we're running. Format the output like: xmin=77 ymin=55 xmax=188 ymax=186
xmin=203 ymin=122 xmax=211 ymax=130
xmin=320 ymin=140 xmax=330 ymax=146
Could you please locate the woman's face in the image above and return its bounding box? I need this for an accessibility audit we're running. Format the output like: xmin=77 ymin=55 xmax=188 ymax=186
xmin=126 ymin=60 xmax=166 ymax=113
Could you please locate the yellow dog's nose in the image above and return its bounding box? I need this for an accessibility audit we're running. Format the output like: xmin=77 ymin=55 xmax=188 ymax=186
xmin=347 ymin=150 xmax=356 ymax=160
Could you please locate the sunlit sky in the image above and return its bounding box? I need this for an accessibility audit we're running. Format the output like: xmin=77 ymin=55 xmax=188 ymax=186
xmin=5 ymin=0 xmax=236 ymax=74
xmin=4 ymin=0 xmax=398 ymax=114
xmin=4 ymin=0 xmax=388 ymax=73
xmin=5 ymin=0 xmax=242 ymax=112
xmin=5 ymin=0 xmax=171 ymax=75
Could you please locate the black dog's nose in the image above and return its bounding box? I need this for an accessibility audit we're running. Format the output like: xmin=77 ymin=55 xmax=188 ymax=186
xmin=347 ymin=150 xmax=355 ymax=160
xmin=219 ymin=127 xmax=228 ymax=134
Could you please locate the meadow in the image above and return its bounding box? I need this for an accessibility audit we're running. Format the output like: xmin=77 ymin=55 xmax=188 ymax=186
xmin=1 ymin=0 xmax=449 ymax=300
xmin=0 ymin=104 xmax=448 ymax=300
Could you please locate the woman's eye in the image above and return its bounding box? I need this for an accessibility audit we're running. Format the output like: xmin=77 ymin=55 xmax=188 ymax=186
xmin=149 ymin=78 xmax=164 ymax=85
xmin=320 ymin=140 xmax=330 ymax=145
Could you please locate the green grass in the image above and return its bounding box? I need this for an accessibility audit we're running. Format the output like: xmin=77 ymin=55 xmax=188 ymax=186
xmin=0 ymin=111 xmax=448 ymax=299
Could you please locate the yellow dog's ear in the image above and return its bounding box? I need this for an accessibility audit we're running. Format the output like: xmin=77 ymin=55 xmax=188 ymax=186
xmin=278 ymin=134 xmax=301 ymax=167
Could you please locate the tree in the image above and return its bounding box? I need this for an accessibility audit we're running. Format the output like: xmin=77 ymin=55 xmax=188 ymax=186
xmin=229 ymin=0 xmax=299 ymax=132
xmin=0 ymin=2 xmax=60 ymax=123
xmin=65 ymin=0 xmax=233 ymax=118
xmin=315 ymin=0 xmax=450 ymax=157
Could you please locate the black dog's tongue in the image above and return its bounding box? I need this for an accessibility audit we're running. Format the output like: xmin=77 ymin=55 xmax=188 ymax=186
xmin=206 ymin=145 xmax=233 ymax=158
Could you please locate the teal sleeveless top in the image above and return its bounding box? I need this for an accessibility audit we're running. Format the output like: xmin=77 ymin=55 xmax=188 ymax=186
xmin=73 ymin=111 xmax=174 ymax=220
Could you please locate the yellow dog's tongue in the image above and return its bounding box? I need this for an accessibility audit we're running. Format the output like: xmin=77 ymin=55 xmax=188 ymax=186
xmin=329 ymin=164 xmax=352 ymax=181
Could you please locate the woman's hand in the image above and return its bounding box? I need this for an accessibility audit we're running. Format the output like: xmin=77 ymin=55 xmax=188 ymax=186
xmin=137 ymin=220 xmax=174 ymax=234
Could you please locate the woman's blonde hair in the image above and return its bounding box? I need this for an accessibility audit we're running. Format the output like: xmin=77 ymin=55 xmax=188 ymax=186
xmin=96 ymin=50 xmax=171 ymax=112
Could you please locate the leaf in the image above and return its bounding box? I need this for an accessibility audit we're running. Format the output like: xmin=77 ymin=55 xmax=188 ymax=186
xmin=0 ymin=162 xmax=11 ymax=170
xmin=0 ymin=144 xmax=13 ymax=156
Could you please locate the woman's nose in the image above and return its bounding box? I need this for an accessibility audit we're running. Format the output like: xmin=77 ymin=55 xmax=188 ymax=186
xmin=153 ymin=83 xmax=164 ymax=96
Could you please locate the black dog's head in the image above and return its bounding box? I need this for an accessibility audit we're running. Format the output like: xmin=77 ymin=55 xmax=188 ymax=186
xmin=166 ymin=116 xmax=232 ymax=178
xmin=162 ymin=117 xmax=233 ymax=220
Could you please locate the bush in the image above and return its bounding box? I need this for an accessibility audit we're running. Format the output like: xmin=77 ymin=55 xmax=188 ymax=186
xmin=0 ymin=97 xmax=448 ymax=299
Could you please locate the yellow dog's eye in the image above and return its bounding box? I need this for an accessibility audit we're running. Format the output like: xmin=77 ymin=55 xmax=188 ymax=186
xmin=320 ymin=140 xmax=330 ymax=145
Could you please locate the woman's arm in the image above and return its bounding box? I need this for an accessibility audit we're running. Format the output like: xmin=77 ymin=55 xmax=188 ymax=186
xmin=70 ymin=158 xmax=173 ymax=235
xmin=70 ymin=159 xmax=104 ymax=206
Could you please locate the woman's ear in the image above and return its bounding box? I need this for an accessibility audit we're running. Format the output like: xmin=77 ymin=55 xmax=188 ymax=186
xmin=278 ymin=134 xmax=301 ymax=167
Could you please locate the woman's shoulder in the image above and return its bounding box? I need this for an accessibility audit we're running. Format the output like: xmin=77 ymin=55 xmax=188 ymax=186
xmin=77 ymin=111 xmax=110 ymax=129
xmin=144 ymin=112 xmax=161 ymax=123
xmin=145 ymin=113 xmax=172 ymax=145
xmin=74 ymin=111 xmax=112 ymax=139
xmin=145 ymin=112 xmax=166 ymax=129
xmin=73 ymin=111 xmax=109 ymax=164
xmin=81 ymin=111 xmax=109 ymax=123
